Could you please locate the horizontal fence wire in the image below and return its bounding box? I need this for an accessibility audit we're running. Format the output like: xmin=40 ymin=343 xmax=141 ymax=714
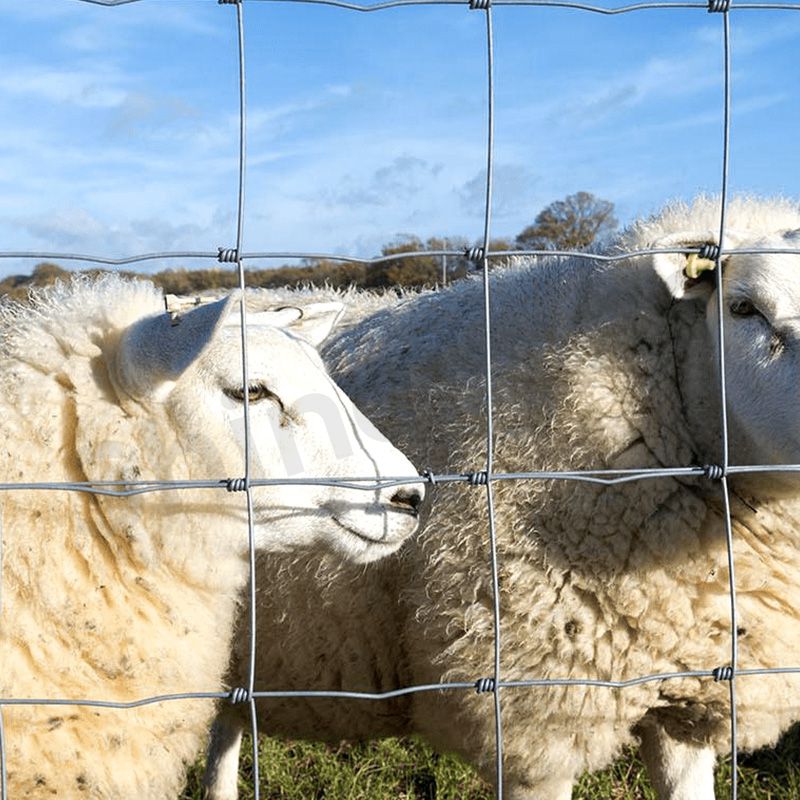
xmin=2 ymin=0 xmax=800 ymax=799
xmin=4 ymin=245 xmax=800 ymax=268
xmin=6 ymin=663 xmax=800 ymax=710
xmin=4 ymin=463 xmax=800 ymax=497
xmin=65 ymin=0 xmax=800 ymax=11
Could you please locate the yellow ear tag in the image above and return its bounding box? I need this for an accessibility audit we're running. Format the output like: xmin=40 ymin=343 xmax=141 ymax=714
xmin=684 ymin=253 xmax=717 ymax=280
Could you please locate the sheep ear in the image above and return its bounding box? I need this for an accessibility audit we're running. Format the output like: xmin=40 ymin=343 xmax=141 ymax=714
xmin=287 ymin=302 xmax=345 ymax=346
xmin=247 ymin=302 xmax=345 ymax=346
xmin=651 ymin=230 xmax=740 ymax=300
xmin=116 ymin=294 xmax=237 ymax=400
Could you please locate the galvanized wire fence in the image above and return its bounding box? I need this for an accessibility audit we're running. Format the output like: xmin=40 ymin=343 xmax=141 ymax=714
xmin=1 ymin=0 xmax=800 ymax=799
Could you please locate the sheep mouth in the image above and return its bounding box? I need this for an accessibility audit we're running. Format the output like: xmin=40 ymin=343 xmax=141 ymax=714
xmin=329 ymin=514 xmax=406 ymax=547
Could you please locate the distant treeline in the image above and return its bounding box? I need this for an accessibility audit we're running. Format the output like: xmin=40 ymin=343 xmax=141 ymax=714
xmin=0 ymin=236 xmax=506 ymax=303
xmin=1 ymin=192 xmax=618 ymax=302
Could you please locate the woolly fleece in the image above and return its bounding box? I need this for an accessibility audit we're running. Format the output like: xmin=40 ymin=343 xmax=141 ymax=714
xmin=0 ymin=273 xmax=430 ymax=799
xmin=215 ymin=197 xmax=800 ymax=798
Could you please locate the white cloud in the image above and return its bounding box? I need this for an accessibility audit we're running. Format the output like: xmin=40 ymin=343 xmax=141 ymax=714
xmin=247 ymin=84 xmax=357 ymax=142
xmin=59 ymin=21 xmax=123 ymax=54
xmin=51 ymin=3 xmax=223 ymax=53
xmin=20 ymin=208 xmax=109 ymax=247
xmin=538 ymin=51 xmax=721 ymax=133
xmin=728 ymin=16 xmax=800 ymax=54
xmin=0 ymin=64 xmax=128 ymax=108
xmin=106 ymin=91 xmax=202 ymax=138
xmin=459 ymin=164 xmax=540 ymax=220
xmin=330 ymin=155 xmax=444 ymax=208
xmin=7 ymin=207 xmax=226 ymax=269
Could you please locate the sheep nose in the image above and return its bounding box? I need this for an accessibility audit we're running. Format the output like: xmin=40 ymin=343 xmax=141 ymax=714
xmin=390 ymin=488 xmax=423 ymax=515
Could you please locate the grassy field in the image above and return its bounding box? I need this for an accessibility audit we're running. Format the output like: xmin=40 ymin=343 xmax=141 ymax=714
xmin=182 ymin=726 xmax=800 ymax=799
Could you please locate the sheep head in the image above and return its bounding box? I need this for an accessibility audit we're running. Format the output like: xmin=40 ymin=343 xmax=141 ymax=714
xmin=651 ymin=226 xmax=800 ymax=479
xmin=69 ymin=288 xmax=423 ymax=570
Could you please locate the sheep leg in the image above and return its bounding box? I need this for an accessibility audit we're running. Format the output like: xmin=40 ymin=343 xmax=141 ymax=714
xmin=202 ymin=707 xmax=245 ymax=800
xmin=637 ymin=722 xmax=715 ymax=800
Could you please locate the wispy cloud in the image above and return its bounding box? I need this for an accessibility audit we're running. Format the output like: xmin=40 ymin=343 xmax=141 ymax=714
xmin=331 ymin=155 xmax=444 ymax=208
xmin=695 ymin=15 xmax=800 ymax=53
xmin=459 ymin=164 xmax=540 ymax=220
xmin=106 ymin=91 xmax=201 ymax=138
xmin=0 ymin=63 xmax=128 ymax=109
xmin=247 ymin=85 xmax=356 ymax=143
xmin=12 ymin=207 xmax=224 ymax=263
xmin=7 ymin=1 xmax=224 ymax=53
xmin=18 ymin=208 xmax=112 ymax=248
xmin=533 ymin=51 xmax=722 ymax=134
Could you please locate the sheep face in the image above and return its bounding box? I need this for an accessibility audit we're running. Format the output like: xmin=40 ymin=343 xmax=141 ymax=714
xmin=113 ymin=297 xmax=424 ymax=565
xmin=711 ymin=231 xmax=800 ymax=470
xmin=207 ymin=313 xmax=424 ymax=562
xmin=655 ymin=226 xmax=800 ymax=477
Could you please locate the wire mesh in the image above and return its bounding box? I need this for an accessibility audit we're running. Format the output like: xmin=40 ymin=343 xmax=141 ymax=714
xmin=2 ymin=0 xmax=800 ymax=798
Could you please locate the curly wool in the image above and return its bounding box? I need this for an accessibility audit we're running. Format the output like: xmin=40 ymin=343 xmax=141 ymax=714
xmin=0 ymin=276 xmax=250 ymax=799
xmin=216 ymin=196 xmax=800 ymax=797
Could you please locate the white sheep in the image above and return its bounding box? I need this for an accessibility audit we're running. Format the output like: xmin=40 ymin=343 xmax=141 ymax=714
xmin=0 ymin=275 xmax=423 ymax=799
xmin=204 ymin=195 xmax=800 ymax=800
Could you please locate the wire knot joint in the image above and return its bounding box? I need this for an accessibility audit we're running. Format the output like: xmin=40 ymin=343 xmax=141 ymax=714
xmin=707 ymin=0 xmax=731 ymax=11
xmin=712 ymin=665 xmax=734 ymax=682
xmin=218 ymin=247 xmax=240 ymax=263
xmin=703 ymin=464 xmax=725 ymax=481
xmin=422 ymin=469 xmax=438 ymax=487
xmin=468 ymin=0 xmax=492 ymax=8
xmin=464 ymin=246 xmax=485 ymax=264
xmin=464 ymin=470 xmax=489 ymax=487
xmin=698 ymin=243 xmax=721 ymax=261
xmin=224 ymin=477 xmax=248 ymax=493
xmin=228 ymin=687 xmax=251 ymax=703
xmin=475 ymin=677 xmax=496 ymax=693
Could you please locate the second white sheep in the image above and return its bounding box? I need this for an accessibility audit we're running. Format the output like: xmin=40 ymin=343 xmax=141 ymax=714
xmin=206 ymin=196 xmax=800 ymax=800
xmin=0 ymin=275 xmax=423 ymax=799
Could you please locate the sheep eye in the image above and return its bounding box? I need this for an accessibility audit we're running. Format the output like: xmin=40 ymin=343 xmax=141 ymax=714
xmin=729 ymin=298 xmax=756 ymax=317
xmin=223 ymin=383 xmax=284 ymax=410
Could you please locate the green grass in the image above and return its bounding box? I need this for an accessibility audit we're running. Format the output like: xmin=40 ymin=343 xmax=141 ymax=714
xmin=183 ymin=736 xmax=492 ymax=800
xmin=182 ymin=725 xmax=800 ymax=799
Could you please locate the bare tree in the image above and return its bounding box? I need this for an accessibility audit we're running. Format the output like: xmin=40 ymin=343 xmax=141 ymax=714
xmin=515 ymin=191 xmax=617 ymax=252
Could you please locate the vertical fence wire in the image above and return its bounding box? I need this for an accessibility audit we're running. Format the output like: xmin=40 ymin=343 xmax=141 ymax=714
xmin=715 ymin=8 xmax=732 ymax=479
xmin=720 ymin=479 xmax=739 ymax=798
xmin=473 ymin=3 xmax=506 ymax=797
xmin=0 ymin=708 xmax=6 ymax=800
xmin=714 ymin=10 xmax=740 ymax=798
xmin=226 ymin=1 xmax=262 ymax=796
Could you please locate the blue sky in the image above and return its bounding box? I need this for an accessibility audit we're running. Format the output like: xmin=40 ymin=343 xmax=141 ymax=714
xmin=0 ymin=0 xmax=798 ymax=278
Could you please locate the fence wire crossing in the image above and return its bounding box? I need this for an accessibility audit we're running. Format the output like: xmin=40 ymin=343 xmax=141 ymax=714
xmin=1 ymin=1 xmax=800 ymax=799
